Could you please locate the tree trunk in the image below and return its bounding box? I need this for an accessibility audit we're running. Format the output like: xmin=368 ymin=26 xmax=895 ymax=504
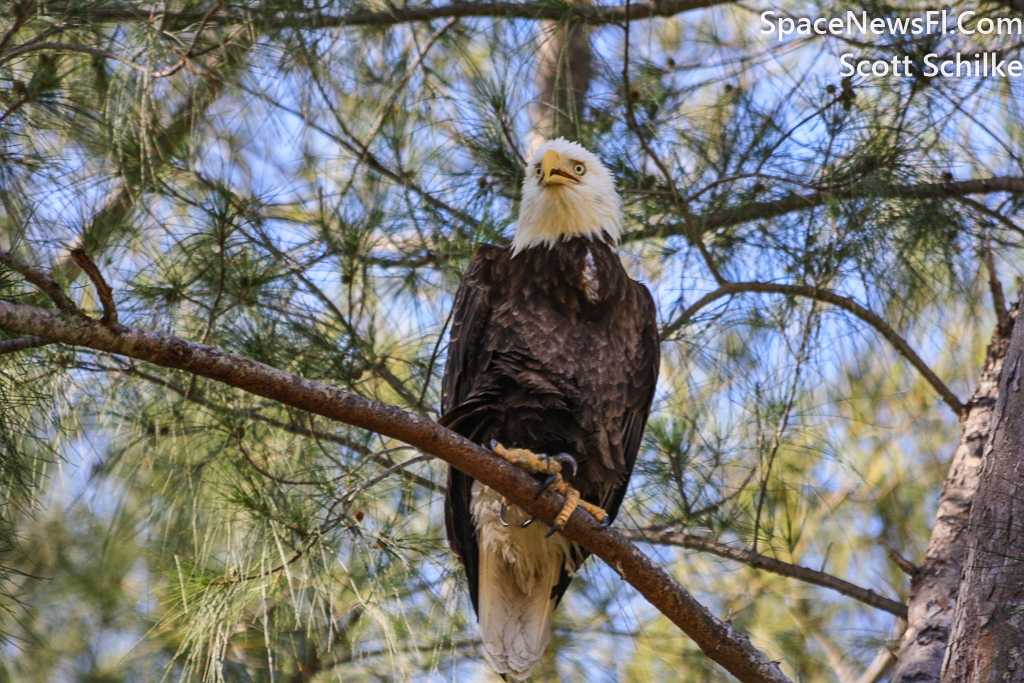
xmin=529 ymin=4 xmax=592 ymax=150
xmin=890 ymin=302 xmax=1018 ymax=682
xmin=941 ymin=289 xmax=1024 ymax=681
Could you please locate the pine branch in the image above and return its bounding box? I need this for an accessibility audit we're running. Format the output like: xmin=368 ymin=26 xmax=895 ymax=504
xmin=620 ymin=528 xmax=907 ymax=619
xmin=43 ymin=32 xmax=255 ymax=294
xmin=40 ymin=0 xmax=732 ymax=29
xmin=0 ymin=296 xmax=791 ymax=683
xmin=103 ymin=361 xmax=447 ymax=495
xmin=629 ymin=177 xmax=1024 ymax=242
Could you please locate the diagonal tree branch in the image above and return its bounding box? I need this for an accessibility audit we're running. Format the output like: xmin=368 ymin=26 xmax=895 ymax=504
xmin=621 ymin=528 xmax=907 ymax=618
xmin=662 ymin=281 xmax=965 ymax=417
xmin=0 ymin=296 xmax=791 ymax=683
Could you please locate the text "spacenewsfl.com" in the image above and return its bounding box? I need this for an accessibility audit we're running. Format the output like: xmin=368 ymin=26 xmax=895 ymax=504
xmin=761 ymin=10 xmax=1024 ymax=78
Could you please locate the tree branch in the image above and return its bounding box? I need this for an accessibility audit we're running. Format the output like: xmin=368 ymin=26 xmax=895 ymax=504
xmin=106 ymin=361 xmax=447 ymax=495
xmin=40 ymin=0 xmax=732 ymax=29
xmin=0 ymin=297 xmax=790 ymax=683
xmin=662 ymin=281 xmax=965 ymax=417
xmin=69 ymin=249 xmax=118 ymax=327
xmin=621 ymin=528 xmax=907 ymax=619
xmin=627 ymin=177 xmax=1024 ymax=242
xmin=0 ymin=335 xmax=52 ymax=356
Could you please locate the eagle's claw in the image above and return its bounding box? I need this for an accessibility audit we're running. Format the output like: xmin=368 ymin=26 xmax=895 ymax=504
xmin=535 ymin=473 xmax=560 ymax=499
xmin=498 ymin=498 xmax=510 ymax=527
xmin=551 ymin=453 xmax=578 ymax=478
xmin=544 ymin=522 xmax=564 ymax=539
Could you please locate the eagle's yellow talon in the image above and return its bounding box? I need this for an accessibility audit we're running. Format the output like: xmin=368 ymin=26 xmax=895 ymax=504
xmin=490 ymin=441 xmax=562 ymax=475
xmin=580 ymin=500 xmax=607 ymax=524
xmin=554 ymin=488 xmax=580 ymax=528
xmin=490 ymin=441 xmax=606 ymax=536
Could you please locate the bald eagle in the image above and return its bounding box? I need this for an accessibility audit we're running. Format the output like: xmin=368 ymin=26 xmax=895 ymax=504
xmin=441 ymin=138 xmax=659 ymax=680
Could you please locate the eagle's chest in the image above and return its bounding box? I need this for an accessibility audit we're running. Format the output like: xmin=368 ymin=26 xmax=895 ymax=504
xmin=491 ymin=239 xmax=630 ymax=360
xmin=513 ymin=240 xmax=614 ymax=314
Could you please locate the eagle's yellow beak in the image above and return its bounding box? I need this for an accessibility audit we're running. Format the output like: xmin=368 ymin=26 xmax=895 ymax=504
xmin=542 ymin=149 xmax=579 ymax=185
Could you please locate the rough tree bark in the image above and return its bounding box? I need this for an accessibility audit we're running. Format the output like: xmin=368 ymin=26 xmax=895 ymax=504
xmin=941 ymin=289 xmax=1024 ymax=682
xmin=890 ymin=303 xmax=1018 ymax=682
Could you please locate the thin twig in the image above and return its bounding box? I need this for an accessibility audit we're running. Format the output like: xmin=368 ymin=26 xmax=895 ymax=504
xmin=982 ymin=228 xmax=1008 ymax=327
xmin=957 ymin=195 xmax=1024 ymax=242
xmin=752 ymin=303 xmax=815 ymax=552
xmin=0 ymin=42 xmax=170 ymax=75
xmin=882 ymin=542 xmax=917 ymax=576
xmin=341 ymin=453 xmax=434 ymax=517
xmin=236 ymin=439 xmax=324 ymax=487
xmin=417 ymin=303 xmax=456 ymax=408
xmin=621 ymin=528 xmax=907 ymax=618
xmin=661 ymin=280 xmax=965 ymax=416
xmin=339 ymin=17 xmax=458 ymax=199
xmin=69 ymin=249 xmax=118 ymax=326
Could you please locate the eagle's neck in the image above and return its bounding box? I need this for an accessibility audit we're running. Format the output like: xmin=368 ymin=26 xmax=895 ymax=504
xmin=512 ymin=190 xmax=621 ymax=255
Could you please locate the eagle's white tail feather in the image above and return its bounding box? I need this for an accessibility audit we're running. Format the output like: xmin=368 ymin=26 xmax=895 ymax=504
xmin=471 ymin=482 xmax=574 ymax=680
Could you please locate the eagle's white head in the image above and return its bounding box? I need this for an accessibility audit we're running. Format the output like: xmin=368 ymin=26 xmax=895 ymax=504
xmin=512 ymin=138 xmax=622 ymax=255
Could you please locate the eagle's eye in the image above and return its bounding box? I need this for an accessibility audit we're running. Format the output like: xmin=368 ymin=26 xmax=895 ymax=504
xmin=535 ymin=165 xmax=542 ymax=176
xmin=574 ymin=163 xmax=586 ymax=176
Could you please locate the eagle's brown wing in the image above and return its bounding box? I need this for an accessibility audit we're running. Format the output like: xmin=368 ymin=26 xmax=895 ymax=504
xmin=440 ymin=244 xmax=505 ymax=613
xmin=601 ymin=280 xmax=659 ymax=519
xmin=548 ymin=279 xmax=659 ymax=604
